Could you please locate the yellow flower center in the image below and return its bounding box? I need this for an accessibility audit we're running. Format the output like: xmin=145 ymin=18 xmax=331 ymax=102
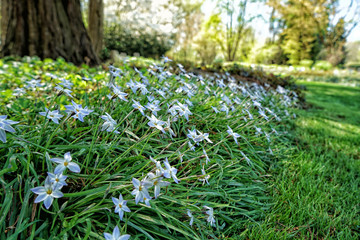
xmin=46 ymin=189 xmax=53 ymax=195
xmin=154 ymin=180 xmax=158 ymax=185
xmin=118 ymin=204 xmax=122 ymax=208
xmin=55 ymin=178 xmax=59 ymax=182
xmin=139 ymin=186 xmax=143 ymax=191
xmin=64 ymin=161 xmax=68 ymax=166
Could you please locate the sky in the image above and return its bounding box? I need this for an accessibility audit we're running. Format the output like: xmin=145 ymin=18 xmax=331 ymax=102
xmin=201 ymin=0 xmax=360 ymax=43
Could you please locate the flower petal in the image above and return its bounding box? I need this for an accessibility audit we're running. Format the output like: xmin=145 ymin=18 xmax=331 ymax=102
xmin=31 ymin=187 xmax=46 ymax=195
xmin=43 ymin=196 xmax=53 ymax=209
xmin=119 ymin=234 xmax=131 ymax=240
xmin=104 ymin=233 xmax=113 ymax=240
xmin=67 ymin=162 xmax=80 ymax=173
xmin=34 ymin=193 xmax=48 ymax=203
xmin=54 ymin=164 xmax=66 ymax=175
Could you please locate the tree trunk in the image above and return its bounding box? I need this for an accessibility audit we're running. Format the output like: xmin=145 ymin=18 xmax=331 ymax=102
xmin=1 ymin=0 xmax=100 ymax=66
xmin=88 ymin=0 xmax=104 ymax=57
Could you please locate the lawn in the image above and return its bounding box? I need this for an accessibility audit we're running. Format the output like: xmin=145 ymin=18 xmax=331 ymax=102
xmin=246 ymin=81 xmax=360 ymax=239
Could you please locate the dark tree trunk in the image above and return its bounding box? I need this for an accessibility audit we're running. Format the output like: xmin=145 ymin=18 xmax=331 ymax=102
xmin=1 ymin=0 xmax=100 ymax=66
xmin=88 ymin=0 xmax=104 ymax=56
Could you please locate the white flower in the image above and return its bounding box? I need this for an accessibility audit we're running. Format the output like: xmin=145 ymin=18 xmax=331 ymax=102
xmin=112 ymin=194 xmax=131 ymax=221
xmin=147 ymin=115 xmax=166 ymax=133
xmin=150 ymin=156 xmax=165 ymax=173
xmin=58 ymin=78 xmax=73 ymax=89
xmin=204 ymin=206 xmax=215 ymax=226
xmin=220 ymin=104 xmax=229 ymax=116
xmin=65 ymin=100 xmax=93 ymax=122
xmin=176 ymin=103 xmax=192 ymax=121
xmin=25 ymin=79 xmax=43 ymax=90
xmin=30 ymin=177 xmax=64 ymax=209
xmin=187 ymin=129 xmax=198 ymax=141
xmin=39 ymin=108 xmax=63 ymax=124
xmin=194 ymin=130 xmax=212 ymax=144
xmin=12 ymin=87 xmax=26 ymax=97
xmin=51 ymin=152 xmax=80 ymax=174
xmin=127 ymin=80 xmax=139 ymax=93
xmin=187 ymin=209 xmax=194 ymax=226
xmin=164 ymin=118 xmax=176 ymax=137
xmin=101 ymin=113 xmax=119 ymax=134
xmin=146 ymin=171 xmax=170 ymax=199
xmin=47 ymin=172 xmax=67 ymax=188
xmin=258 ymin=109 xmax=269 ymax=120
xmin=55 ymin=85 xmax=73 ymax=98
xmin=163 ymin=158 xmax=180 ymax=183
xmin=199 ymin=167 xmax=210 ymax=185
xmin=255 ymin=126 xmax=262 ymax=135
xmin=227 ymin=126 xmax=241 ymax=144
xmin=202 ymin=148 xmax=210 ymax=165
xmin=109 ymin=83 xmax=128 ymax=102
xmin=0 ymin=115 xmax=19 ymax=143
xmin=188 ymin=141 xmax=196 ymax=151
xmin=131 ymin=178 xmax=151 ymax=205
xmin=132 ymin=100 xmax=145 ymax=115
xmin=145 ymin=102 xmax=161 ymax=116
xmin=211 ymin=106 xmax=219 ymax=113
xmin=104 ymin=226 xmax=130 ymax=240
xmin=162 ymin=56 xmax=172 ymax=63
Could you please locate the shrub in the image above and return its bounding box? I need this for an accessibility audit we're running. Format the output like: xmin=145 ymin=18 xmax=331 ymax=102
xmin=299 ymin=59 xmax=313 ymax=68
xmin=313 ymin=60 xmax=333 ymax=71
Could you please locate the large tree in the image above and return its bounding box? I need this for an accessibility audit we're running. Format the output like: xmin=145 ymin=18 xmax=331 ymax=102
xmin=1 ymin=0 xmax=100 ymax=66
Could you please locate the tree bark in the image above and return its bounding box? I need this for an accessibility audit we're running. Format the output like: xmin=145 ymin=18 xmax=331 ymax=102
xmin=88 ymin=0 xmax=104 ymax=57
xmin=0 ymin=0 xmax=100 ymax=66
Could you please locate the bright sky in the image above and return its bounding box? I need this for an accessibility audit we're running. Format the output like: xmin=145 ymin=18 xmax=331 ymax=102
xmin=201 ymin=0 xmax=360 ymax=43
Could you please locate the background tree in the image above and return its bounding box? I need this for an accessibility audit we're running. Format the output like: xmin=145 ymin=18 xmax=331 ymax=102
xmin=204 ymin=0 xmax=260 ymax=62
xmin=267 ymin=0 xmax=360 ymax=65
xmin=1 ymin=0 xmax=99 ymax=65
xmin=88 ymin=0 xmax=104 ymax=56
xmin=170 ymin=0 xmax=203 ymax=63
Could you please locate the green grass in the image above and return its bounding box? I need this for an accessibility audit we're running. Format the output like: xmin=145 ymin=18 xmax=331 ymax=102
xmin=246 ymin=81 xmax=360 ymax=239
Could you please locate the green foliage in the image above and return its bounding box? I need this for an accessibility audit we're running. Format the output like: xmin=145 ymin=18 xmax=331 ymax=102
xmin=313 ymin=60 xmax=333 ymax=71
xmin=299 ymin=59 xmax=313 ymax=69
xmin=268 ymin=0 xmax=351 ymax=66
xmin=102 ymin=24 xmax=174 ymax=60
xmin=252 ymin=44 xmax=285 ymax=65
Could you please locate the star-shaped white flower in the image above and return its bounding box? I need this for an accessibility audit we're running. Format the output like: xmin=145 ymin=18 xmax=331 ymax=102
xmin=131 ymin=178 xmax=151 ymax=205
xmin=146 ymin=171 xmax=170 ymax=198
xmin=0 ymin=115 xmax=19 ymax=143
xmin=39 ymin=108 xmax=63 ymax=124
xmin=104 ymin=226 xmax=130 ymax=240
xmin=132 ymin=100 xmax=145 ymax=115
xmin=112 ymin=194 xmax=131 ymax=221
xmin=227 ymin=126 xmax=241 ymax=144
xmin=31 ymin=177 xmax=64 ymax=209
xmin=147 ymin=115 xmax=165 ymax=133
xmin=51 ymin=152 xmax=80 ymax=174
xmin=101 ymin=113 xmax=119 ymax=134
xmin=204 ymin=206 xmax=216 ymax=226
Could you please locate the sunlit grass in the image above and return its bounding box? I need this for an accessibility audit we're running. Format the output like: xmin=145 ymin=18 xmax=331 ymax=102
xmin=246 ymin=81 xmax=360 ymax=239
